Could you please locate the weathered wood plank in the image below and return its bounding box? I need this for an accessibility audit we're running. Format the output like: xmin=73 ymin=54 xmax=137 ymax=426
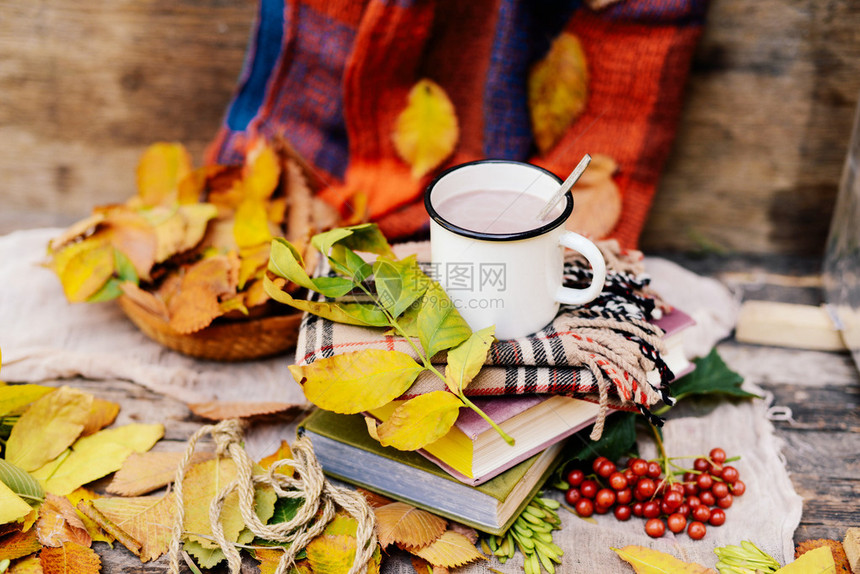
xmin=763 ymin=384 xmax=860 ymax=433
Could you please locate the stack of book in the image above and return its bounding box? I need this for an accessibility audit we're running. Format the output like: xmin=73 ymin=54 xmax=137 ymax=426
xmin=298 ymin=308 xmax=695 ymax=535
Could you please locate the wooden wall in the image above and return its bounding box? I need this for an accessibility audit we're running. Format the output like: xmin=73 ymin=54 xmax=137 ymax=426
xmin=3 ymin=0 xmax=860 ymax=256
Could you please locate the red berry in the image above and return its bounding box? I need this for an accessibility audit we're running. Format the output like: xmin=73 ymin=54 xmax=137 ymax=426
xmin=594 ymin=503 xmax=611 ymax=514
xmin=616 ymin=488 xmax=633 ymax=505
xmin=646 ymin=461 xmax=662 ymax=479
xmin=597 ymin=460 xmax=617 ymax=478
xmin=709 ymin=462 xmax=723 ymax=477
xmin=709 ymin=448 xmax=727 ymax=463
xmin=630 ymin=459 xmax=649 ymax=476
xmin=632 ymin=502 xmax=644 ymax=517
xmin=565 ymin=488 xmax=581 ymax=505
xmin=687 ymin=521 xmax=707 ymax=540
xmin=692 ymin=505 xmax=711 ymax=522
xmin=580 ymin=479 xmax=598 ymax=499
xmin=711 ymin=481 xmax=729 ymax=499
xmin=566 ymin=469 xmax=585 ymax=487
xmin=696 ymin=473 xmax=713 ymax=491
xmin=683 ymin=471 xmax=697 ymax=482
xmin=721 ymin=466 xmax=740 ymax=484
xmin=643 ymin=501 xmax=661 ymax=519
xmin=592 ymin=457 xmax=608 ymax=473
xmin=575 ymin=498 xmax=594 ymax=517
xmin=700 ymin=491 xmax=716 ymax=506
xmin=624 ymin=468 xmax=637 ymax=483
xmin=669 ymin=483 xmax=685 ymax=495
xmin=644 ymin=518 xmax=665 ymax=538
xmin=731 ymin=480 xmax=746 ymax=496
xmin=716 ymin=494 xmax=733 ymax=509
xmin=676 ymin=503 xmax=690 ymax=517
xmin=667 ymin=512 xmax=687 ymax=533
xmin=693 ymin=458 xmax=710 ymax=472
xmin=609 ymin=472 xmax=628 ymax=491
xmin=708 ymin=508 xmax=726 ymax=526
xmin=614 ymin=505 xmax=632 ymax=521
xmin=595 ymin=488 xmax=616 ymax=508
xmin=687 ymin=495 xmax=702 ymax=508
xmin=663 ymin=491 xmax=683 ymax=511
xmin=635 ymin=478 xmax=656 ymax=499
xmin=683 ymin=481 xmax=699 ymax=496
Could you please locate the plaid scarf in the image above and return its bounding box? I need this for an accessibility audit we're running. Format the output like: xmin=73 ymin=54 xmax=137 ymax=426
xmin=294 ymin=241 xmax=674 ymax=435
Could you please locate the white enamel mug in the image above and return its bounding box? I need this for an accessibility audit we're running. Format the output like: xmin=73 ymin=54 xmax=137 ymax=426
xmin=424 ymin=160 xmax=606 ymax=340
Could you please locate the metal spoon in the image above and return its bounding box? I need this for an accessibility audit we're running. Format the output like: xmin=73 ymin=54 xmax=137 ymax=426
xmin=536 ymin=154 xmax=591 ymax=221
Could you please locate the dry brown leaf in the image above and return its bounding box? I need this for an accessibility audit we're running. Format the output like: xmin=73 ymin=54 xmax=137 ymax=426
xmin=258 ymin=440 xmax=294 ymax=477
xmin=448 ymin=522 xmax=478 ymax=545
xmin=612 ymin=546 xmax=717 ymax=573
xmin=47 ymin=213 xmax=106 ymax=253
xmin=796 ymin=539 xmax=851 ymax=573
xmin=0 ymin=528 xmax=41 ymax=561
xmin=410 ymin=531 xmax=485 ymax=569
xmin=107 ymin=451 xmax=212 ymax=497
xmin=187 ymin=401 xmax=302 ymax=421
xmin=76 ymin=500 xmax=140 ymax=556
xmin=99 ymin=208 xmax=159 ymax=282
xmin=528 ymin=32 xmax=588 ymax=154
xmin=36 ymin=494 xmax=92 ymax=548
xmin=311 ymin=197 xmax=340 ymax=232
xmin=39 ymin=541 xmax=101 ymax=574
xmin=119 ymin=282 xmax=170 ymax=321
xmin=356 ymin=488 xmax=393 ymax=509
xmin=80 ymin=398 xmax=120 ymax=437
xmin=286 ymin=159 xmax=314 ymax=249
xmin=375 ymin=502 xmax=447 ymax=550
xmin=92 ymin=493 xmax=176 ymax=562
xmin=242 ymin=279 xmax=270 ymax=309
xmin=167 ymin=254 xmax=238 ymax=334
xmin=65 ymin=489 xmax=114 ymax=546
xmin=566 ymin=154 xmax=621 ymax=239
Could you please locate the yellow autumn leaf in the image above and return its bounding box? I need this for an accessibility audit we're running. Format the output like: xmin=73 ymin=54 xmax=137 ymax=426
xmin=39 ymin=541 xmax=101 ymax=574
xmin=146 ymin=204 xmax=218 ymax=263
xmin=306 ymin=534 xmax=357 ymax=574
xmin=92 ymin=493 xmax=177 ymax=563
xmin=393 ymin=79 xmax=459 ymax=179
xmin=258 ymin=440 xmax=294 ymax=477
xmin=107 ymin=451 xmax=212 ymax=497
xmin=49 ymin=237 xmax=116 ymax=303
xmin=36 ymin=494 xmax=92 ymax=548
xmin=65 ymin=489 xmax=114 ymax=546
xmin=136 ymin=142 xmax=193 ymax=207
xmin=375 ymin=502 xmax=447 ymax=549
xmin=776 ymin=546 xmax=836 ymax=573
xmin=444 ymin=326 xmax=495 ymax=394
xmin=244 ymin=140 xmax=281 ymax=200
xmin=528 ymin=32 xmax=588 ymax=154
xmin=611 ymin=546 xmax=718 ymax=573
xmin=234 ymin=197 xmax=274 ymax=249
xmin=238 ymin=243 xmax=272 ymax=289
xmin=255 ymin=547 xmax=287 ymax=574
xmin=5 ymin=386 xmax=93 ymax=472
xmin=411 ymin=531 xmax=485 ymax=568
xmin=35 ymin=423 xmax=164 ymax=496
xmin=7 ymin=553 xmax=42 ymax=574
xmin=376 ymin=392 xmax=462 ymax=451
xmin=289 ymin=350 xmax=423 ymax=415
xmin=0 ymin=480 xmax=32 ymax=524
xmin=0 ymin=384 xmax=54 ymax=418
xmin=0 ymin=528 xmax=41 ymax=562
xmin=80 ymin=398 xmax=120 ymax=437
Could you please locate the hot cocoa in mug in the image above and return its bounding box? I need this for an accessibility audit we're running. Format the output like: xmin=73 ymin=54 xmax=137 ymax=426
xmin=424 ymin=160 xmax=606 ymax=340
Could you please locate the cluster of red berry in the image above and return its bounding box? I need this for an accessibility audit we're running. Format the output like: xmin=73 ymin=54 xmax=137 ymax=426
xmin=563 ymin=448 xmax=745 ymax=540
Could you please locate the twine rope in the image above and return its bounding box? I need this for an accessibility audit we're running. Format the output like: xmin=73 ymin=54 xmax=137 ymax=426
xmin=168 ymin=419 xmax=377 ymax=574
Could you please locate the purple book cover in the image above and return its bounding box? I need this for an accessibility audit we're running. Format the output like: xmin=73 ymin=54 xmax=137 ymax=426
xmin=653 ymin=307 xmax=696 ymax=337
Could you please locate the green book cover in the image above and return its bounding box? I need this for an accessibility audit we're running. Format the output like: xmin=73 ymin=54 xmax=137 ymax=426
xmin=298 ymin=408 xmax=563 ymax=535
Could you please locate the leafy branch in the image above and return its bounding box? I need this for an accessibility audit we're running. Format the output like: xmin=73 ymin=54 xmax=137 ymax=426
xmin=264 ymin=224 xmax=514 ymax=452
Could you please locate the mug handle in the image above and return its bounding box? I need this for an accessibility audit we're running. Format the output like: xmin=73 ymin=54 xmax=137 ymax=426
xmin=554 ymin=231 xmax=607 ymax=306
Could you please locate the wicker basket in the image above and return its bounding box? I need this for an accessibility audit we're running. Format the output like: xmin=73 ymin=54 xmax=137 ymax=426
xmin=118 ymin=295 xmax=303 ymax=362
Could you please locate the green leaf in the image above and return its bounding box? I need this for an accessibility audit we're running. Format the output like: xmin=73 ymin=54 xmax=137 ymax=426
xmin=376 ymin=391 xmax=462 ymax=451
xmin=268 ymin=496 xmax=305 ymax=525
xmin=268 ymin=238 xmax=354 ymax=298
xmin=289 ymin=350 xmax=423 ymax=414
xmin=670 ymin=349 xmax=758 ymax=403
xmin=373 ymin=256 xmax=429 ymax=319
xmin=560 ymin=411 xmax=638 ymax=466
xmin=417 ymin=283 xmax=472 ymax=358
xmin=333 ymin=247 xmax=372 ymax=284
xmin=184 ymin=540 xmax=225 ymax=569
xmin=114 ymin=249 xmax=139 ymax=283
xmin=0 ymin=459 xmax=43 ymax=506
xmin=264 ymin=277 xmax=389 ymax=327
xmin=312 ymin=224 xmax=393 ymax=261
xmin=86 ymin=278 xmax=124 ymax=302
xmin=445 ymin=326 xmax=495 ymax=394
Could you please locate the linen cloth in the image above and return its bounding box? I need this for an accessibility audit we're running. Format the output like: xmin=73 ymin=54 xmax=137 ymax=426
xmin=206 ymin=0 xmax=709 ymax=247
xmin=0 ymin=228 xmax=801 ymax=572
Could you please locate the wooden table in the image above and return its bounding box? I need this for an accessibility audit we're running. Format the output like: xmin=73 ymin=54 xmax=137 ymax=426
xmin=9 ymin=252 xmax=860 ymax=571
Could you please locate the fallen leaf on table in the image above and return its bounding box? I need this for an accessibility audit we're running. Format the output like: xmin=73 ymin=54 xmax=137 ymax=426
xmin=40 ymin=541 xmax=101 ymax=574
xmin=80 ymin=398 xmax=120 ymax=437
xmin=375 ymin=502 xmax=447 ymax=550
xmin=795 ymin=539 xmax=850 ymax=573
xmin=36 ymin=494 xmax=91 ymax=548
xmin=107 ymin=451 xmax=212 ymax=496
xmin=0 ymin=384 xmax=54 ymax=418
xmin=257 ymin=440 xmax=294 ymax=477
xmin=92 ymin=493 xmax=176 ymax=562
xmin=135 ymin=142 xmax=193 ymax=208
xmin=0 ymin=528 xmax=41 ymax=562
xmin=411 ymin=530 xmax=485 ymax=568
xmin=5 ymin=386 xmax=93 ymax=472
xmin=392 ymin=79 xmax=459 ymax=179
xmin=528 ymin=31 xmax=588 ymax=154
xmin=375 ymin=392 xmax=462 ymax=451
xmin=411 ymin=556 xmax=449 ymax=574
xmin=7 ymin=553 xmax=41 ymax=574
xmin=187 ymin=401 xmax=302 ymax=421
xmin=306 ymin=534 xmax=358 ymax=574
xmin=65 ymin=489 xmax=114 ymax=546
xmin=356 ymin=488 xmax=393 ymax=509
xmin=33 ymin=423 xmax=164 ymax=496
xmin=255 ymin=547 xmax=288 ymax=574
xmin=778 ymin=545 xmax=837 ymax=573
xmin=448 ymin=522 xmax=478 ymax=545
xmin=612 ymin=545 xmax=717 ymax=573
